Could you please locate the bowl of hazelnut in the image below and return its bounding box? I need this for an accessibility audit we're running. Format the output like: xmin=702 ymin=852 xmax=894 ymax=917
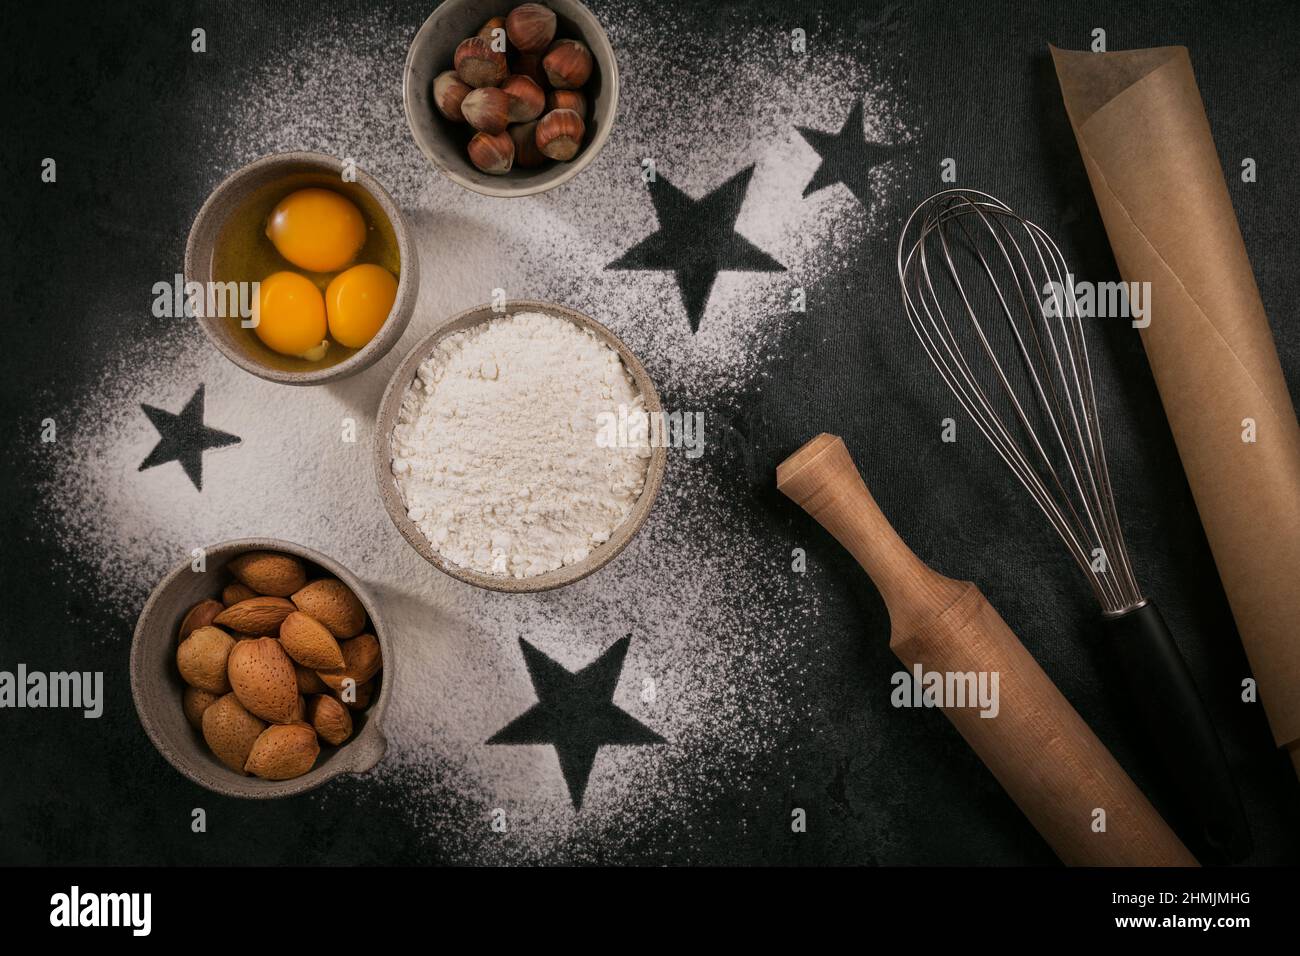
xmin=403 ymin=0 xmax=617 ymax=197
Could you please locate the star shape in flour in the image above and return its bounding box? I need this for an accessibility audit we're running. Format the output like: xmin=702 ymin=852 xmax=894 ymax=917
xmin=607 ymin=166 xmax=785 ymax=334
xmin=139 ymin=384 xmax=240 ymax=491
xmin=488 ymin=636 xmax=664 ymax=809
xmin=796 ymin=98 xmax=900 ymax=210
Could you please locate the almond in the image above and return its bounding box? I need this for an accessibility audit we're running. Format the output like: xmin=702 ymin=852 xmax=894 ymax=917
xmin=201 ymin=693 xmax=266 ymax=774
xmin=182 ymin=686 xmax=220 ymax=728
xmin=226 ymin=551 xmax=307 ymax=597
xmin=279 ymin=611 xmax=346 ymax=670
xmin=222 ymin=582 xmax=257 ymax=606
xmin=244 ymin=722 xmax=320 ymax=780
xmin=294 ymin=664 xmax=328 ymax=695
xmin=346 ymin=679 xmax=375 ymax=711
xmin=178 ymin=599 xmax=223 ymax=641
xmin=306 ymin=694 xmax=353 ymax=746
xmin=176 ymin=626 xmax=235 ymax=693
xmin=213 ymin=596 xmax=296 ymax=634
xmin=337 ymin=678 xmax=375 ymax=711
xmin=290 ymin=579 xmax=366 ymax=639
xmin=318 ymin=633 xmax=382 ymax=693
xmin=227 ymin=637 xmax=300 ymax=724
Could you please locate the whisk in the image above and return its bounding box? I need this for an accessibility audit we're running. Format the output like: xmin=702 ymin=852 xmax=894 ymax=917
xmin=896 ymin=188 xmax=1250 ymax=862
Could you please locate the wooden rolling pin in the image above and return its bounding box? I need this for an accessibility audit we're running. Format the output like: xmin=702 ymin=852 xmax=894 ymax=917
xmin=778 ymin=434 xmax=1195 ymax=866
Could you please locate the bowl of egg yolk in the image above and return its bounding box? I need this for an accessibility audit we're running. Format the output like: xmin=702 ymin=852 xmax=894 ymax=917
xmin=186 ymin=151 xmax=418 ymax=385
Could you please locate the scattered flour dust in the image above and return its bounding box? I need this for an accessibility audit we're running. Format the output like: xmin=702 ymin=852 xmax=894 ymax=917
xmin=40 ymin=325 xmax=808 ymax=861
xmin=392 ymin=311 xmax=650 ymax=577
xmin=41 ymin=1 xmax=910 ymax=860
xmin=208 ymin=0 xmax=912 ymax=400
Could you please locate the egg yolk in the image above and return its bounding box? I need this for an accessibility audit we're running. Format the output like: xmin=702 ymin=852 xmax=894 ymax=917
xmin=326 ymin=264 xmax=398 ymax=349
xmin=256 ymin=271 xmax=328 ymax=358
xmin=265 ymin=188 xmax=366 ymax=273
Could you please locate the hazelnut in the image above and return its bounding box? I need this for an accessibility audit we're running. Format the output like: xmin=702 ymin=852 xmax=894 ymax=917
xmin=500 ymin=74 xmax=545 ymax=123
xmin=461 ymin=86 xmax=511 ymax=133
xmin=542 ymin=38 xmax=593 ymax=89
xmin=509 ymin=120 xmax=546 ymax=168
xmin=477 ymin=16 xmax=508 ymax=50
xmin=432 ymin=70 xmax=472 ymax=122
xmin=454 ymin=36 xmax=508 ymax=88
xmin=505 ymin=3 xmax=557 ymax=54
xmin=535 ymin=108 xmax=585 ymax=161
xmin=545 ymin=88 xmax=586 ymax=120
xmin=467 ymin=130 xmax=515 ymax=175
xmin=511 ymin=52 xmax=546 ymax=85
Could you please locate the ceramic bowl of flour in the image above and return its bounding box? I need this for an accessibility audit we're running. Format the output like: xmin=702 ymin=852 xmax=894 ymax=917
xmin=130 ymin=539 xmax=391 ymax=798
xmin=374 ymin=301 xmax=666 ymax=592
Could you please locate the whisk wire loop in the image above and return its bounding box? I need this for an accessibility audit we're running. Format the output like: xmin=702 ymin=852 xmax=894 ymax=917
xmin=897 ymin=189 xmax=1144 ymax=614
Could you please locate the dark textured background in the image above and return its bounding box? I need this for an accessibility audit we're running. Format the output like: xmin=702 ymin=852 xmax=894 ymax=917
xmin=1 ymin=0 xmax=1298 ymax=865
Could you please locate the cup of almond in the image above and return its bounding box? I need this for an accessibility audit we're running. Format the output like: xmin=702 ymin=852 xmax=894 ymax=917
xmin=131 ymin=539 xmax=389 ymax=798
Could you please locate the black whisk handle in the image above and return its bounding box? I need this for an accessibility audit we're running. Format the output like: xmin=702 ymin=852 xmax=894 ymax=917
xmin=1103 ymin=601 xmax=1252 ymax=863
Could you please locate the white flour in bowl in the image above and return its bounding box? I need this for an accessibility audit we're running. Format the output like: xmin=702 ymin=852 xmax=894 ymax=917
xmin=391 ymin=311 xmax=652 ymax=577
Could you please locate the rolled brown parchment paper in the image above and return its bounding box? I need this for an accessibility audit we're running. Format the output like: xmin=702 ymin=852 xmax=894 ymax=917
xmin=1052 ymin=46 xmax=1300 ymax=777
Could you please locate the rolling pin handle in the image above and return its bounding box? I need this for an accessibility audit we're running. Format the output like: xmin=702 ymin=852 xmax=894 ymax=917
xmin=776 ymin=434 xmax=933 ymax=611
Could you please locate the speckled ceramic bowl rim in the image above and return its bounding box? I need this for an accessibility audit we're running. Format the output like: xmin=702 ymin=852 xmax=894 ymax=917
xmin=184 ymin=151 xmax=418 ymax=386
xmin=130 ymin=538 xmax=392 ymax=799
xmin=374 ymin=301 xmax=666 ymax=592
xmin=401 ymin=0 xmax=619 ymax=197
